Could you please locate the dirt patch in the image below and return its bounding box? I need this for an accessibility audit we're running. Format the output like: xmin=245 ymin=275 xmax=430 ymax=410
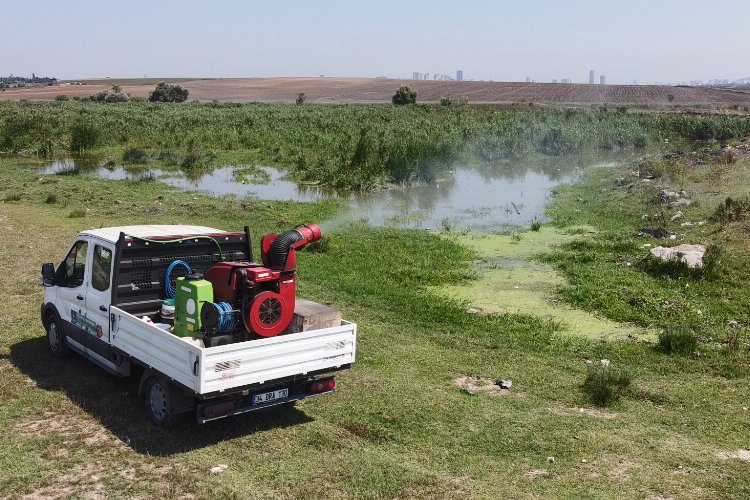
xmin=21 ymin=465 xmax=106 ymax=500
xmin=605 ymin=457 xmax=642 ymax=482
xmin=396 ymin=474 xmax=476 ymax=499
xmin=550 ymin=407 xmax=619 ymax=419
xmin=716 ymin=449 xmax=750 ymax=462
xmin=454 ymin=375 xmax=513 ymax=396
xmin=341 ymin=422 xmax=393 ymax=444
xmin=0 ymin=357 xmax=13 ymax=372
xmin=15 ymin=408 xmax=128 ymax=454
xmin=3 ymin=78 xmax=750 ymax=104
xmin=525 ymin=469 xmax=549 ymax=480
xmin=15 ymin=410 xmax=75 ymax=437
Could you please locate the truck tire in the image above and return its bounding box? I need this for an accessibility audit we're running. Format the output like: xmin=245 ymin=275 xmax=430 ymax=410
xmin=46 ymin=316 xmax=71 ymax=358
xmin=145 ymin=377 xmax=184 ymax=428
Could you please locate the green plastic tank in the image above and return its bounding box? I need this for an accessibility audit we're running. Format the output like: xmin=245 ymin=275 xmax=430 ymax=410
xmin=173 ymin=275 xmax=214 ymax=338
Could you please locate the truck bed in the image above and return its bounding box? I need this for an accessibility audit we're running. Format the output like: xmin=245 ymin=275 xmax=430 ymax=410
xmin=110 ymin=306 xmax=356 ymax=396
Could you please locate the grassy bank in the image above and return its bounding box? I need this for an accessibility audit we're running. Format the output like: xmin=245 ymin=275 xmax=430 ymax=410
xmin=544 ymin=147 xmax=750 ymax=344
xmin=2 ymin=146 xmax=750 ymax=498
xmin=2 ymin=101 xmax=750 ymax=190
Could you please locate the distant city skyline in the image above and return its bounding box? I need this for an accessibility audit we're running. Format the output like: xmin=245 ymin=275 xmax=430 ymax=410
xmin=1 ymin=0 xmax=748 ymax=85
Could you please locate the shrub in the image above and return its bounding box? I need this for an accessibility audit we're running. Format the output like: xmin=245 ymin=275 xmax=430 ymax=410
xmin=657 ymin=326 xmax=698 ymax=355
xmin=68 ymin=208 xmax=86 ymax=218
xmin=3 ymin=193 xmax=22 ymax=202
xmin=149 ymin=82 xmax=189 ymax=103
xmin=154 ymin=149 xmax=180 ymax=164
xmin=540 ymin=128 xmax=577 ymax=156
xmin=530 ymin=218 xmax=542 ymax=231
xmin=181 ymin=152 xmax=200 ymax=170
xmin=582 ymin=364 xmax=632 ymax=406
xmin=180 ymin=151 xmax=215 ymax=175
xmin=45 ymin=193 xmax=57 ymax=204
xmin=55 ymin=95 xmax=69 ymax=101
xmin=135 ymin=171 xmax=156 ymax=182
xmin=85 ymin=89 xmax=129 ymax=103
xmin=122 ymin=147 xmax=149 ymax=164
xmin=0 ymin=116 xmax=35 ymax=152
xmin=711 ymin=197 xmax=750 ymax=223
xmin=722 ymin=149 xmax=738 ymax=164
xmin=296 ymin=93 xmax=306 ymax=105
xmin=726 ymin=328 xmax=748 ymax=356
xmin=637 ymin=158 xmax=681 ymax=180
xmin=440 ymin=96 xmax=452 ymax=107
xmin=392 ymin=84 xmax=417 ymax=105
xmin=701 ymin=243 xmax=726 ymax=280
xmin=104 ymin=91 xmax=129 ymax=103
xmin=70 ymin=123 xmax=99 ymax=152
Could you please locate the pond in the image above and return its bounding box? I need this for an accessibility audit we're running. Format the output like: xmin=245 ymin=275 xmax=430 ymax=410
xmin=40 ymin=152 xmax=638 ymax=231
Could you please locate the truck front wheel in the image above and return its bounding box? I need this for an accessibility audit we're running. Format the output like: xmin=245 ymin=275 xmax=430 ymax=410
xmin=145 ymin=377 xmax=183 ymax=428
xmin=46 ymin=316 xmax=71 ymax=358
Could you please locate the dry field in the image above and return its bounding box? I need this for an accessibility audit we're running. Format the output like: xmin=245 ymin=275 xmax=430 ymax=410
xmin=2 ymin=77 xmax=750 ymax=104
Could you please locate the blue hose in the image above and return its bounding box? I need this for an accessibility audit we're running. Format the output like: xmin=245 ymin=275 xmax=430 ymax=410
xmin=212 ymin=301 xmax=238 ymax=333
xmin=164 ymin=260 xmax=193 ymax=299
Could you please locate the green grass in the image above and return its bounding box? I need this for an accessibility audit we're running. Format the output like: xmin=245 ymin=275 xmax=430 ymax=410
xmin=1 ymin=147 xmax=750 ymax=498
xmin=543 ymin=152 xmax=750 ymax=344
xmin=2 ymin=101 xmax=750 ymax=190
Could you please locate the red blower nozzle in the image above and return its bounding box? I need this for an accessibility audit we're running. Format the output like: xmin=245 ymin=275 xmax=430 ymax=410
xmin=295 ymin=223 xmax=322 ymax=245
xmin=261 ymin=223 xmax=323 ymax=272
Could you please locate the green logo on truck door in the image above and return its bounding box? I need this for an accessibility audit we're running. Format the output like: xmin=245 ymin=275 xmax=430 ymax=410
xmin=71 ymin=310 xmax=102 ymax=338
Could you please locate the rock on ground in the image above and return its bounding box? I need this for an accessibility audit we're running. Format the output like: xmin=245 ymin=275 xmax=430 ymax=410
xmin=649 ymin=244 xmax=707 ymax=269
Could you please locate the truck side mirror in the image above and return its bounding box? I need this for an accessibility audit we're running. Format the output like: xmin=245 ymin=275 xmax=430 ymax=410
xmin=41 ymin=263 xmax=56 ymax=287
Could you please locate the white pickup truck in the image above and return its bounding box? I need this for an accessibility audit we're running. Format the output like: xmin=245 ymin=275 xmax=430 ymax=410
xmin=40 ymin=225 xmax=356 ymax=427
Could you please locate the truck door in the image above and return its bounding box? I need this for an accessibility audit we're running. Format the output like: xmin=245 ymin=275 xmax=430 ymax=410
xmin=53 ymin=238 xmax=90 ymax=350
xmin=84 ymin=242 xmax=114 ymax=359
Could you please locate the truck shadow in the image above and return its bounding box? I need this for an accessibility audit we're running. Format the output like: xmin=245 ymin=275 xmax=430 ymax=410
xmin=10 ymin=337 xmax=314 ymax=456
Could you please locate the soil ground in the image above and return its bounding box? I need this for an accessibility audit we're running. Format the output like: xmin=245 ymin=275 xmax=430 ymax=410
xmin=2 ymin=77 xmax=750 ymax=104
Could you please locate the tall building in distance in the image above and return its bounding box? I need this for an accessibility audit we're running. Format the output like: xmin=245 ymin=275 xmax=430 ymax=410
xmin=589 ymin=70 xmax=595 ymax=84
xmin=600 ymin=75 xmax=606 ymax=85
xmin=456 ymin=70 xmax=463 ymax=81
xmin=412 ymin=72 xmax=422 ymax=81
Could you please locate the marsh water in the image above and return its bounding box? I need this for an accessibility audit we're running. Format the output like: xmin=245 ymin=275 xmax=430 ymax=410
xmin=41 ymin=152 xmax=638 ymax=231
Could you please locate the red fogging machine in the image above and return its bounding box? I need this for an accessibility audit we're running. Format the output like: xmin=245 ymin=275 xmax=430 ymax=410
xmin=201 ymin=224 xmax=322 ymax=338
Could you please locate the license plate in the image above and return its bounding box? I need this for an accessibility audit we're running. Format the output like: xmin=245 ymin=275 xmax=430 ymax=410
xmin=252 ymin=388 xmax=289 ymax=405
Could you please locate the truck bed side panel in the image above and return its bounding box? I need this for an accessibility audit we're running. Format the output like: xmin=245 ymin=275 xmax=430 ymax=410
xmin=111 ymin=306 xmax=357 ymax=396
xmin=111 ymin=306 xmax=201 ymax=391
xmin=198 ymin=322 xmax=356 ymax=394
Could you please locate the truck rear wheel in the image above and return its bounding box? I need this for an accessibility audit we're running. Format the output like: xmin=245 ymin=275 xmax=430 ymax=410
xmin=46 ymin=316 xmax=71 ymax=358
xmin=145 ymin=377 xmax=184 ymax=428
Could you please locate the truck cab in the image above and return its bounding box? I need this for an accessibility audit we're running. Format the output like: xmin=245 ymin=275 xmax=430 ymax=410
xmin=42 ymin=232 xmax=117 ymax=370
xmin=40 ymin=225 xmax=356 ymax=427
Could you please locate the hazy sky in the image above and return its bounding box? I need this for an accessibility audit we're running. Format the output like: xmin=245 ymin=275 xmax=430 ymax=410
xmin=2 ymin=0 xmax=748 ymax=84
